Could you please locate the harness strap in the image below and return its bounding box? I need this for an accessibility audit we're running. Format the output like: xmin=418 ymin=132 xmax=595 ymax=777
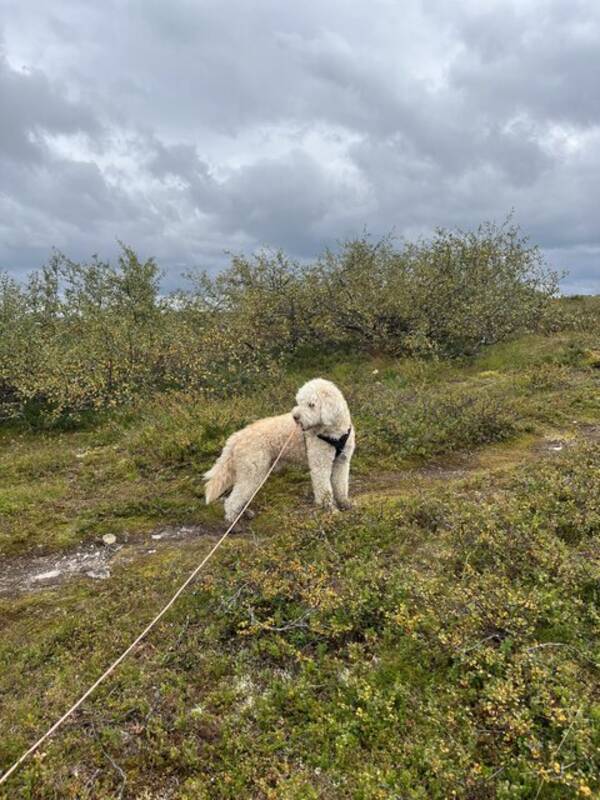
xmin=317 ymin=426 xmax=352 ymax=458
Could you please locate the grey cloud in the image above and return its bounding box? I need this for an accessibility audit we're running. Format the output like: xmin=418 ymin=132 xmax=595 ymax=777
xmin=148 ymin=141 xmax=205 ymax=180
xmin=0 ymin=0 xmax=599 ymax=291
xmin=442 ymin=2 xmax=600 ymax=126
xmin=0 ymin=52 xmax=101 ymax=163
xmin=0 ymin=48 xmax=140 ymax=265
xmin=277 ymin=27 xmax=556 ymax=188
xmin=215 ymin=150 xmax=363 ymax=255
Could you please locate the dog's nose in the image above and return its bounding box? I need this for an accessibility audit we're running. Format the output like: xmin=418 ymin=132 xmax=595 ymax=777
xmin=292 ymin=410 xmax=300 ymax=422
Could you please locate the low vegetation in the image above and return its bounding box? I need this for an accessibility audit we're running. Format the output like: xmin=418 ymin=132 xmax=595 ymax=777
xmin=1 ymin=223 xmax=599 ymax=798
xmin=0 ymin=220 xmax=573 ymax=425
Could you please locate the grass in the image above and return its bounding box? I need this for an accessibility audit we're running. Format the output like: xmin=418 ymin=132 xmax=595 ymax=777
xmin=2 ymin=331 xmax=599 ymax=560
xmin=0 ymin=327 xmax=599 ymax=798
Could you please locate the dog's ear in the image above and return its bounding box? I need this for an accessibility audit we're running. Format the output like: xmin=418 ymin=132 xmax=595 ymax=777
xmin=320 ymin=392 xmax=340 ymax=429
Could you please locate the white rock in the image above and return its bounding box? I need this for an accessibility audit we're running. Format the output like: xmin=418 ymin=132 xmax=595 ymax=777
xmin=102 ymin=534 xmax=117 ymax=545
xmin=86 ymin=567 xmax=110 ymax=580
xmin=32 ymin=570 xmax=61 ymax=582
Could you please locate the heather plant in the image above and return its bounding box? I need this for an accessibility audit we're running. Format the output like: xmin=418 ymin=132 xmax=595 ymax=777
xmin=353 ymin=380 xmax=520 ymax=464
xmin=1 ymin=327 xmax=600 ymax=797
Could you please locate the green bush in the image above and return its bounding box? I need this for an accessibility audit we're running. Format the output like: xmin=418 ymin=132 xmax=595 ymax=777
xmin=354 ymin=380 xmax=519 ymax=463
xmin=0 ymin=247 xmax=278 ymax=423
xmin=310 ymin=220 xmax=559 ymax=357
xmin=0 ymin=219 xmax=566 ymax=424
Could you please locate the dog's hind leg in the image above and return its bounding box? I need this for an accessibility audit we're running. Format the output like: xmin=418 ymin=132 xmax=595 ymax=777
xmin=223 ymin=454 xmax=270 ymax=523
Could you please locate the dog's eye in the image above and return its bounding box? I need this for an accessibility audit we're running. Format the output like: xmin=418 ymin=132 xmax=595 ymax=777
xmin=308 ymin=402 xmax=315 ymax=409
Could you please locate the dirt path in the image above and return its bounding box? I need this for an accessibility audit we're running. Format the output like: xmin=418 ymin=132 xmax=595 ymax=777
xmin=355 ymin=425 xmax=599 ymax=499
xmin=2 ymin=424 xmax=598 ymax=598
xmin=0 ymin=524 xmax=218 ymax=598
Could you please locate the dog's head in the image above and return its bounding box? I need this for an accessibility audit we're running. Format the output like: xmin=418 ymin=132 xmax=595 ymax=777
xmin=292 ymin=378 xmax=347 ymax=432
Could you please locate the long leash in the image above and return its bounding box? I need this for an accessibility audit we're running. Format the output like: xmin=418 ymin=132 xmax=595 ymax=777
xmin=0 ymin=430 xmax=295 ymax=788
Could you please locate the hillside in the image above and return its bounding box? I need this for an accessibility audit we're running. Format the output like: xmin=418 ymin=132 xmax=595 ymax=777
xmin=1 ymin=320 xmax=600 ymax=798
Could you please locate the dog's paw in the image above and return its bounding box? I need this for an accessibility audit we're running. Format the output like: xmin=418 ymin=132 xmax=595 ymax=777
xmin=337 ymin=499 xmax=353 ymax=511
xmin=315 ymin=501 xmax=338 ymax=515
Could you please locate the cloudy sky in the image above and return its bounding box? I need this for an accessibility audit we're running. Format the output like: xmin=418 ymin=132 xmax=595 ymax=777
xmin=0 ymin=0 xmax=599 ymax=293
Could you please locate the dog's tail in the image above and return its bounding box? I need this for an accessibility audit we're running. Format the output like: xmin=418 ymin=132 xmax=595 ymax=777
xmin=204 ymin=434 xmax=237 ymax=505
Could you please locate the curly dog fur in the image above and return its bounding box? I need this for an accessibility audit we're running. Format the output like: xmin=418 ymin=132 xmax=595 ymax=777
xmin=204 ymin=378 xmax=355 ymax=522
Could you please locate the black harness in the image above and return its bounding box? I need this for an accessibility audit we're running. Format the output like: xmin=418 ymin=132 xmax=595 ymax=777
xmin=317 ymin=427 xmax=352 ymax=459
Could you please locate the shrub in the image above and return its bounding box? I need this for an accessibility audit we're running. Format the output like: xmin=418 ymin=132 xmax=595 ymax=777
xmin=0 ymin=247 xmax=165 ymax=420
xmin=0 ymin=219 xmax=565 ymax=424
xmin=354 ymin=380 xmax=519 ymax=463
xmin=307 ymin=219 xmax=560 ymax=357
xmin=0 ymin=247 xmax=279 ymax=422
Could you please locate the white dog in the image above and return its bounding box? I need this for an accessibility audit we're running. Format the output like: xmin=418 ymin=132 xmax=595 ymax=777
xmin=204 ymin=378 xmax=355 ymax=522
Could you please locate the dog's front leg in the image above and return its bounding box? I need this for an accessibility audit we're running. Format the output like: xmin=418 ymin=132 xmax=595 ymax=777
xmin=306 ymin=439 xmax=336 ymax=511
xmin=332 ymin=453 xmax=352 ymax=510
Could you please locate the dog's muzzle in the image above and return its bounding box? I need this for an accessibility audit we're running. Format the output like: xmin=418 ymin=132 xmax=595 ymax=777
xmin=292 ymin=411 xmax=304 ymax=429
